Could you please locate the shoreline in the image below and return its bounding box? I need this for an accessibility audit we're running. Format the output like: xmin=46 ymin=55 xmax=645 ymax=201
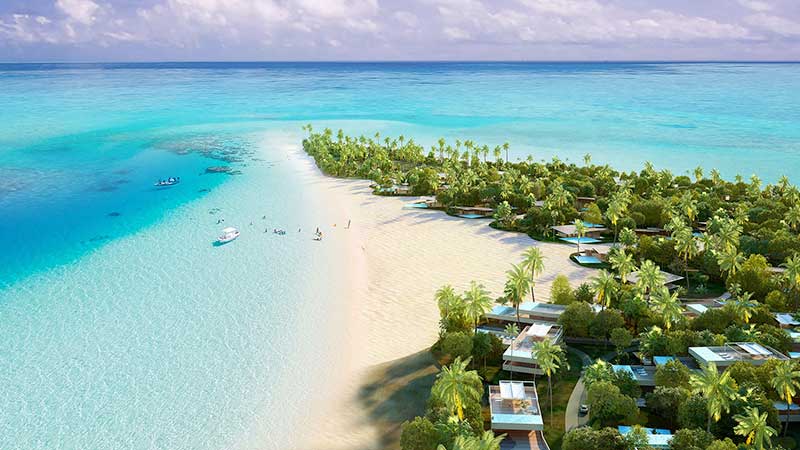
xmin=282 ymin=140 xmax=602 ymax=449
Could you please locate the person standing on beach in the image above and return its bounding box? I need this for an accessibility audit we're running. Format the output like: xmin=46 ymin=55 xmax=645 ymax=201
xmin=347 ymin=219 xmax=351 ymax=229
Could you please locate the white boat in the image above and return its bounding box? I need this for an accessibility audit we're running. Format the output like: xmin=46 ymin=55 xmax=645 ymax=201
xmin=217 ymin=227 xmax=240 ymax=244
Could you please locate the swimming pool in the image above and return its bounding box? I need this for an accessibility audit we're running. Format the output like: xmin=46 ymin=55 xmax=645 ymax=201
xmin=459 ymin=214 xmax=488 ymax=219
xmin=560 ymin=237 xmax=602 ymax=244
xmin=575 ymin=255 xmax=603 ymax=264
xmin=403 ymin=202 xmax=429 ymax=209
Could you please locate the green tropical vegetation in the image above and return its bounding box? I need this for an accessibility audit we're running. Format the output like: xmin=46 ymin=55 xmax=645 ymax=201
xmin=303 ymin=128 xmax=800 ymax=449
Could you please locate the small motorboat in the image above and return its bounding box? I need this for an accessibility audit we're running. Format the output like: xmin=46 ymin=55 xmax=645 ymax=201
xmin=217 ymin=227 xmax=240 ymax=244
xmin=154 ymin=177 xmax=180 ymax=187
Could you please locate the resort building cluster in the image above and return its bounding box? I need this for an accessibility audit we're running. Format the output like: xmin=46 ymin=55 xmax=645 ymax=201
xmin=304 ymin=128 xmax=800 ymax=450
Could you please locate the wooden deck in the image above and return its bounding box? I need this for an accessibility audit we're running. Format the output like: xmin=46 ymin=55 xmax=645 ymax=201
xmin=499 ymin=430 xmax=550 ymax=450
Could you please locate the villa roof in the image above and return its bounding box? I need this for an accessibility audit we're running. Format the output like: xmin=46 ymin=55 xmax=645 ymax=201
xmin=550 ymin=224 xmax=608 ymax=236
xmin=489 ymin=381 xmax=544 ymax=432
xmin=626 ymin=270 xmax=683 ymax=285
xmin=776 ymin=313 xmax=800 ymax=327
xmin=689 ymin=342 xmax=788 ymax=366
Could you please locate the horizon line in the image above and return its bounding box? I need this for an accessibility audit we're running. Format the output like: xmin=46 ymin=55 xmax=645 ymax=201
xmin=2 ymin=59 xmax=800 ymax=65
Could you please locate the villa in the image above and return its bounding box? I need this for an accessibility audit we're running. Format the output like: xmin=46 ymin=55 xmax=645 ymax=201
xmin=452 ymin=206 xmax=494 ymax=218
xmin=688 ymin=342 xmax=789 ymax=368
xmin=485 ymin=302 xmax=567 ymax=324
xmin=625 ymin=270 xmax=684 ymax=289
xmin=775 ymin=313 xmax=800 ymax=328
xmin=612 ymin=364 xmax=657 ymax=387
xmin=503 ymin=323 xmax=564 ymax=375
xmin=489 ymin=380 xmax=550 ymax=450
xmin=633 ymin=227 xmax=669 ymax=237
xmin=618 ymin=426 xmax=673 ymax=448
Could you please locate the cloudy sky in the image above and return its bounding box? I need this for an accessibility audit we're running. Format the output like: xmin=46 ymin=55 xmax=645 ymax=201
xmin=1 ymin=0 xmax=799 ymax=61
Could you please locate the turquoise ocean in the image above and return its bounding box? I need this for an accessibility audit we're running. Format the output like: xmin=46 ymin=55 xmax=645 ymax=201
xmin=1 ymin=62 xmax=799 ymax=449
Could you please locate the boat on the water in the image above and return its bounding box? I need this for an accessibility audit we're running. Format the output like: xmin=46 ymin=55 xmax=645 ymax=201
xmin=217 ymin=227 xmax=240 ymax=244
xmin=154 ymin=177 xmax=180 ymax=187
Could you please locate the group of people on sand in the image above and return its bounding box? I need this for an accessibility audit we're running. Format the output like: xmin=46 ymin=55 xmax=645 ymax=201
xmin=213 ymin=214 xmax=351 ymax=241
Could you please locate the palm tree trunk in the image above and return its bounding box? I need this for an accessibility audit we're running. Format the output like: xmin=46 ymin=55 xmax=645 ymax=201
xmin=707 ymin=413 xmax=712 ymax=433
xmin=549 ymin=375 xmax=553 ymax=420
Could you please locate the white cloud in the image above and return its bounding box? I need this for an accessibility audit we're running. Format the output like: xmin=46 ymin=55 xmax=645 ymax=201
xmin=443 ymin=26 xmax=471 ymax=40
xmin=745 ymin=13 xmax=800 ymax=37
xmin=56 ymin=0 xmax=100 ymax=25
xmin=393 ymin=11 xmax=419 ymax=28
xmin=517 ymin=0 xmax=602 ymax=17
xmin=738 ymin=0 xmax=772 ymax=12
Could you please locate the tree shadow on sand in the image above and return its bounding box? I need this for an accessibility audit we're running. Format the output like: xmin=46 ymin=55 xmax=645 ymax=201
xmin=356 ymin=349 xmax=440 ymax=450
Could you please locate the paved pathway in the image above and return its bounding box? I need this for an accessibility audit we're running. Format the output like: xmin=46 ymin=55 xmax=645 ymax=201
xmin=564 ymin=346 xmax=592 ymax=431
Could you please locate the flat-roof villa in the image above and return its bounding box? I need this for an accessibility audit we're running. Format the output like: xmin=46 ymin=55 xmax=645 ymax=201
xmin=618 ymin=426 xmax=673 ymax=449
xmin=689 ymin=342 xmax=789 ymax=368
xmin=503 ymin=323 xmax=564 ymax=375
xmin=486 ymin=302 xmax=566 ymax=324
xmin=625 ymin=270 xmax=684 ymax=289
xmin=613 ymin=364 xmax=657 ymax=387
xmin=776 ymin=313 xmax=800 ymax=328
xmin=489 ymin=380 xmax=550 ymax=450
xmin=452 ymin=206 xmax=494 ymax=219
xmin=550 ymin=224 xmax=608 ymax=245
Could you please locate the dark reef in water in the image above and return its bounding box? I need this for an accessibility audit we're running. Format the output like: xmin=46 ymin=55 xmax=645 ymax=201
xmin=107 ymin=212 xmax=121 ymax=217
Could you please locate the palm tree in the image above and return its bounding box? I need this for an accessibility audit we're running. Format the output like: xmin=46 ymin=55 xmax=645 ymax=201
xmin=432 ymin=356 xmax=482 ymax=421
xmin=784 ymin=205 xmax=800 ymax=231
xmin=493 ymin=145 xmax=502 ymax=163
xmin=574 ymin=219 xmax=587 ymax=253
xmin=727 ymin=291 xmax=757 ymax=324
xmin=771 ymin=360 xmax=800 ymax=436
xmin=717 ymin=247 xmax=744 ymax=280
xmin=609 ymin=249 xmax=636 ymax=284
xmin=690 ymin=362 xmax=738 ymax=433
xmin=694 ymin=166 xmax=704 ymax=183
xmin=734 ymin=407 xmax=776 ymax=450
xmin=436 ymin=284 xmax=462 ymax=322
xmin=591 ymin=270 xmax=617 ymax=310
xmin=716 ymin=218 xmax=742 ymax=252
xmin=678 ymin=191 xmax=698 ymax=224
xmin=505 ymin=263 xmax=531 ymax=324
xmin=605 ymin=200 xmax=625 ymax=244
xmin=783 ymin=255 xmax=800 ymax=310
xmin=583 ymin=153 xmax=592 ymax=167
xmin=532 ymin=340 xmax=567 ymax=420
xmin=636 ymin=260 xmax=665 ymax=303
xmin=503 ymin=142 xmax=510 ymax=164
xmin=710 ymin=168 xmax=722 ymax=186
xmin=449 ymin=431 xmax=506 ymax=450
xmin=504 ymin=323 xmax=520 ymax=382
xmin=673 ymin=227 xmax=698 ymax=290
xmin=651 ymin=287 xmax=682 ymax=331
xmin=521 ymin=247 xmax=545 ymax=302
xmin=463 ymin=281 xmax=492 ymax=332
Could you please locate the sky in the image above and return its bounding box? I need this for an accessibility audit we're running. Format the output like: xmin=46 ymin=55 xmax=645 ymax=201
xmin=0 ymin=0 xmax=799 ymax=61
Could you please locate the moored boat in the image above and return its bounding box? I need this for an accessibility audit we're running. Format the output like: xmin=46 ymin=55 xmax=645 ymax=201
xmin=217 ymin=227 xmax=240 ymax=244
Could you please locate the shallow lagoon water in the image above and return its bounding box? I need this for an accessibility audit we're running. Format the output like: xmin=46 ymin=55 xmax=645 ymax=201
xmin=2 ymin=62 xmax=800 ymax=449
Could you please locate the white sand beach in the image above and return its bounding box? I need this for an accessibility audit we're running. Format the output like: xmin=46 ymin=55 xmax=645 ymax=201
xmin=279 ymin=137 xmax=600 ymax=450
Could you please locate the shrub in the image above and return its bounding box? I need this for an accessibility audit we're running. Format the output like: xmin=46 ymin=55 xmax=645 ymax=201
xmin=400 ymin=417 xmax=440 ymax=450
xmin=559 ymin=301 xmax=595 ymax=337
xmin=551 ymin=274 xmax=576 ymax=305
xmin=668 ymin=428 xmax=713 ymax=450
xmin=645 ymin=386 xmax=689 ymax=428
xmin=766 ymin=290 xmax=790 ymax=312
xmin=587 ymin=381 xmax=638 ymax=426
xmin=654 ymin=359 xmax=691 ymax=389
xmin=440 ymin=332 xmax=473 ymax=361
xmin=574 ymin=283 xmax=595 ymax=303
xmin=590 ymin=309 xmax=625 ymax=341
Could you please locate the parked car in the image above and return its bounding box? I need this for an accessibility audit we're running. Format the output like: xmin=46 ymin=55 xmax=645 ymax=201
xmin=579 ymin=404 xmax=589 ymax=416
